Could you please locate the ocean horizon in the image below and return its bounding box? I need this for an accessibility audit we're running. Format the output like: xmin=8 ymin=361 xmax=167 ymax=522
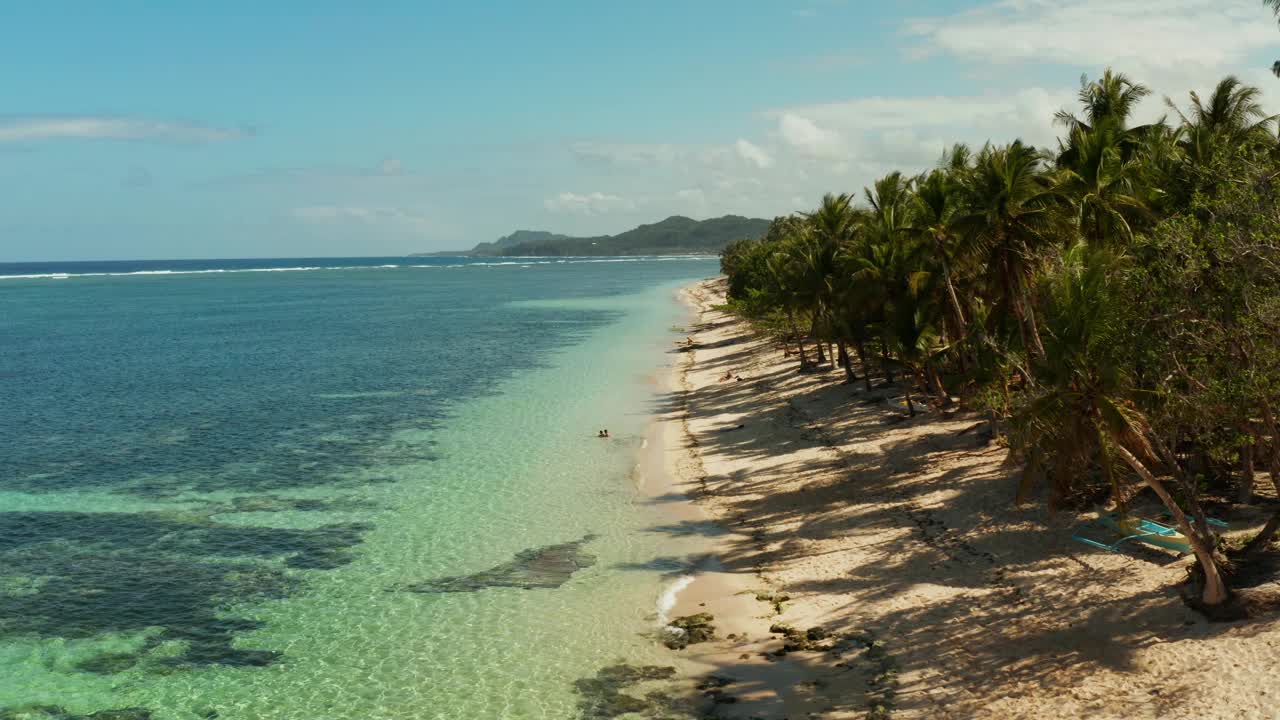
xmin=0 ymin=255 xmax=718 ymax=281
xmin=0 ymin=256 xmax=720 ymax=718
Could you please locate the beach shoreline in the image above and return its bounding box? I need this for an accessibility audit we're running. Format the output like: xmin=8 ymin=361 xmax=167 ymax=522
xmin=650 ymin=277 xmax=1280 ymax=720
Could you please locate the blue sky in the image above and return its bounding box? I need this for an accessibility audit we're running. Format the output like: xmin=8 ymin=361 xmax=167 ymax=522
xmin=2 ymin=0 xmax=1278 ymax=261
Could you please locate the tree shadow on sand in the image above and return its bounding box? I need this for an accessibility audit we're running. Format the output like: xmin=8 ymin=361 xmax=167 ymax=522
xmin=643 ymin=311 xmax=1276 ymax=718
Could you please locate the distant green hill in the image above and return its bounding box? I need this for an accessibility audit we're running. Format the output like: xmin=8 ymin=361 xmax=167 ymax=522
xmin=468 ymin=230 xmax=571 ymax=256
xmin=419 ymin=215 xmax=770 ymax=257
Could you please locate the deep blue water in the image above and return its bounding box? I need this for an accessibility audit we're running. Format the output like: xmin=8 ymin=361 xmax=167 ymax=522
xmin=1 ymin=256 xmax=711 ymax=495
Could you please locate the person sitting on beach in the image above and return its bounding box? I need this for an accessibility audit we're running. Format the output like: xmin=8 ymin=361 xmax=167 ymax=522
xmin=719 ymin=369 xmax=734 ymax=382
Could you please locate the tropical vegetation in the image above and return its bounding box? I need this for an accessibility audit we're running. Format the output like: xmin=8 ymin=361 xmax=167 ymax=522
xmin=719 ymin=68 xmax=1280 ymax=613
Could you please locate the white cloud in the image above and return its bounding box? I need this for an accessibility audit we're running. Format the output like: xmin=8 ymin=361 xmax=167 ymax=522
xmin=778 ymin=113 xmax=847 ymax=159
xmin=291 ymin=205 xmax=436 ymax=231
xmin=735 ymin=139 xmax=774 ymax=169
xmin=776 ymin=86 xmax=1072 ymax=164
xmin=0 ymin=116 xmax=248 ymax=143
xmin=905 ymin=0 xmax=1274 ymax=75
xmin=547 ymin=0 xmax=1279 ymax=227
xmin=543 ymin=191 xmax=635 ymax=215
xmin=571 ymin=142 xmax=692 ymax=168
xmin=571 ymin=139 xmax=780 ymax=172
xmin=675 ymin=187 xmax=708 ymax=212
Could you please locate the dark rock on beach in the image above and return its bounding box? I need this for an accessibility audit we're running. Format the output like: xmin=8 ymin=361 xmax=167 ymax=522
xmin=662 ymin=613 xmax=716 ymax=649
xmin=768 ymin=623 xmax=833 ymax=652
xmin=398 ymin=534 xmax=598 ymax=593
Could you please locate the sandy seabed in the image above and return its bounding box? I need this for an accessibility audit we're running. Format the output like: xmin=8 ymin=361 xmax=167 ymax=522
xmin=656 ymin=277 xmax=1280 ymax=720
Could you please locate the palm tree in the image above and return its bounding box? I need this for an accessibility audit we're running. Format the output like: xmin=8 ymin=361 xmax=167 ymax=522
xmin=861 ymin=172 xmax=918 ymax=383
xmin=762 ymin=226 xmax=819 ymax=368
xmin=1051 ymin=69 xmax=1155 ymax=248
xmin=1132 ymin=123 xmax=1187 ymax=212
xmin=1014 ymin=245 xmax=1228 ymax=606
xmin=804 ymin=193 xmax=860 ymax=379
xmin=827 ymin=212 xmax=880 ymax=390
xmin=1054 ymin=69 xmax=1152 ymax=142
xmin=955 ymin=141 xmax=1067 ymax=364
xmin=885 ymin=274 xmax=948 ymax=415
xmin=912 ymin=167 xmax=970 ymax=339
xmin=864 ymin=171 xmax=914 ymax=239
xmin=1166 ymin=76 xmax=1277 ymax=156
xmin=1056 ymin=125 xmax=1151 ymax=247
xmin=842 ymin=218 xmax=945 ymax=412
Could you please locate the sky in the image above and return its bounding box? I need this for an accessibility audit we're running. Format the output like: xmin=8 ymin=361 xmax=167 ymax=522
xmin=2 ymin=0 xmax=1279 ymax=261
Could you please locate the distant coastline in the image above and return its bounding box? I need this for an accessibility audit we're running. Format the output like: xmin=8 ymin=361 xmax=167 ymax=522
xmin=414 ymin=214 xmax=769 ymax=258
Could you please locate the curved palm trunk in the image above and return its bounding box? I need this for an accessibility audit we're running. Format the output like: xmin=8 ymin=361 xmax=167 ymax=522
xmin=1019 ymin=285 xmax=1047 ymax=360
xmin=926 ymin=360 xmax=950 ymax=407
xmin=938 ymin=251 xmax=967 ymax=334
xmin=788 ymin=309 xmax=810 ymax=370
xmin=838 ymin=341 xmax=856 ymax=384
xmin=854 ymin=339 xmax=873 ymax=392
xmin=1002 ymin=250 xmax=1044 ymax=366
xmin=808 ymin=315 xmax=826 ymax=365
xmin=880 ymin=340 xmax=895 ymax=384
xmin=1114 ymin=444 xmax=1228 ymax=606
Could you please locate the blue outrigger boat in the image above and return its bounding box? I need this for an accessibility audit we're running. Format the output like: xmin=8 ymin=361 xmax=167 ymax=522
xmin=1072 ymin=512 xmax=1228 ymax=554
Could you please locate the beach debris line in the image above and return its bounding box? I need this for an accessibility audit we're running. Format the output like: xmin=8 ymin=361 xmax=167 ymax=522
xmin=752 ymin=589 xmax=791 ymax=615
xmin=767 ymin=623 xmax=834 ymax=654
xmin=395 ymin=534 xmax=597 ymax=593
xmin=764 ymin=623 xmax=900 ymax=718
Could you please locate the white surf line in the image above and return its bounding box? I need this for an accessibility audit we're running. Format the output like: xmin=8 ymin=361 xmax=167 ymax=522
xmin=656 ymin=574 xmax=697 ymax=626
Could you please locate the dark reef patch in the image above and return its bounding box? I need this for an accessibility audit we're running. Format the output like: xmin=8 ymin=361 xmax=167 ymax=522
xmin=0 ymin=511 xmax=369 ymax=567
xmin=0 ymin=511 xmax=369 ymax=668
xmin=398 ymin=534 xmax=598 ymax=593
xmin=212 ymin=494 xmax=377 ymax=515
xmin=0 ymin=705 xmax=153 ymax=720
xmin=574 ymin=664 xmax=703 ymax=719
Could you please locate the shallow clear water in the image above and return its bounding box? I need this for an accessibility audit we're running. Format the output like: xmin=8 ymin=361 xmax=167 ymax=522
xmin=0 ymin=257 xmax=718 ymax=719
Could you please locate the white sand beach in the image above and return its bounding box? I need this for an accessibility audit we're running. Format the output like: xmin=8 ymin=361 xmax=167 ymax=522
xmin=659 ymin=278 xmax=1280 ymax=720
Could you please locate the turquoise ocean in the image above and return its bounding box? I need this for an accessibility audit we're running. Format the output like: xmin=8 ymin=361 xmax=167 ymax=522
xmin=0 ymin=256 xmax=720 ymax=719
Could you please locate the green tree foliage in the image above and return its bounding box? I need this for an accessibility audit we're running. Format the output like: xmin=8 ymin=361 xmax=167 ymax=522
xmin=718 ymin=67 xmax=1280 ymax=609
